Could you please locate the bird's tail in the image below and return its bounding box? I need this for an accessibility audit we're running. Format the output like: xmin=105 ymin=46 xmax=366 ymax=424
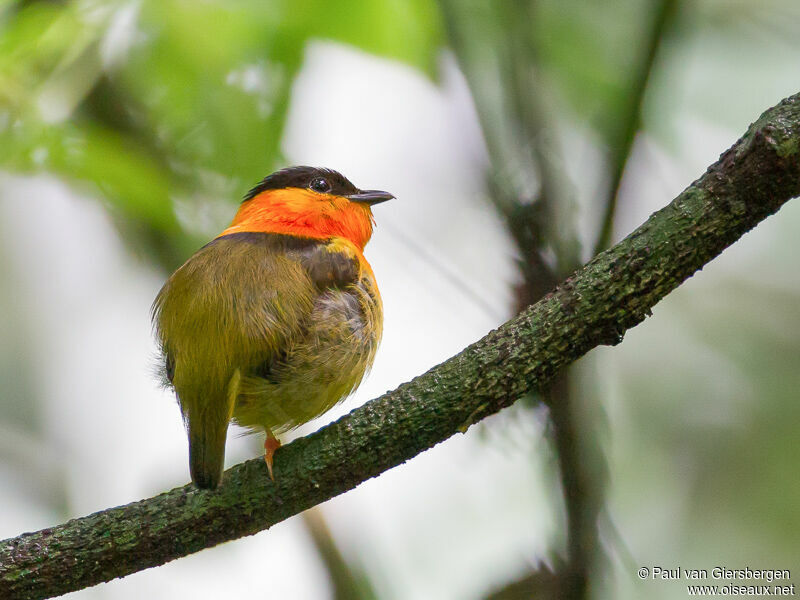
xmin=187 ymin=369 xmax=241 ymax=489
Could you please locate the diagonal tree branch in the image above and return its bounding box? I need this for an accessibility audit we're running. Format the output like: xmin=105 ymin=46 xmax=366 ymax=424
xmin=2 ymin=92 xmax=800 ymax=600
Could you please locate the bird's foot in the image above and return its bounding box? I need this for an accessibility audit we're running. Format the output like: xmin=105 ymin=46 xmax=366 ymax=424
xmin=264 ymin=433 xmax=281 ymax=481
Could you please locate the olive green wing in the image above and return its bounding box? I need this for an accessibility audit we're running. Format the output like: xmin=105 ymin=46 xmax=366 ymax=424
xmin=152 ymin=232 xmax=320 ymax=488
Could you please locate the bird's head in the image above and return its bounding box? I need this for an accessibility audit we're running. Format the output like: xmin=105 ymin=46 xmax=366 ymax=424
xmin=219 ymin=166 xmax=394 ymax=251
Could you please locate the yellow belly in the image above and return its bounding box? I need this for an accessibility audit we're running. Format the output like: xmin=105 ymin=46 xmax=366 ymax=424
xmin=232 ymin=276 xmax=382 ymax=434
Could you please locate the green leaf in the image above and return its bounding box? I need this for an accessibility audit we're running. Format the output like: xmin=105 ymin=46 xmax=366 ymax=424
xmin=282 ymin=0 xmax=443 ymax=77
xmin=0 ymin=0 xmax=444 ymax=267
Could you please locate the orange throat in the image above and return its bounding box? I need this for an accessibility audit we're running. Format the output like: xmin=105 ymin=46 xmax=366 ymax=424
xmin=218 ymin=188 xmax=375 ymax=250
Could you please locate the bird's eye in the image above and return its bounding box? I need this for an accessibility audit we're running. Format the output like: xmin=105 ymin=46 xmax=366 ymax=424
xmin=309 ymin=177 xmax=332 ymax=193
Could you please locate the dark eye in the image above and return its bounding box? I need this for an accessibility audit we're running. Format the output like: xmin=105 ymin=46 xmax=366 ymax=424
xmin=309 ymin=177 xmax=332 ymax=193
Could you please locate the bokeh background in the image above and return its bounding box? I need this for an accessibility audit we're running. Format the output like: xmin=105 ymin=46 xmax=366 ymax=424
xmin=1 ymin=1 xmax=799 ymax=598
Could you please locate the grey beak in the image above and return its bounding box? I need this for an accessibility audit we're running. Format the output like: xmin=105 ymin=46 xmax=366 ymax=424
xmin=347 ymin=190 xmax=395 ymax=205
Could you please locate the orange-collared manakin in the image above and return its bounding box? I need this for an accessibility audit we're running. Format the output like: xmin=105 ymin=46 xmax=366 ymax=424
xmin=152 ymin=166 xmax=393 ymax=489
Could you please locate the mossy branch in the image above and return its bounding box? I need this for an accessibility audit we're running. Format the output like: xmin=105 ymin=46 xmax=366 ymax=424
xmin=3 ymin=93 xmax=800 ymax=600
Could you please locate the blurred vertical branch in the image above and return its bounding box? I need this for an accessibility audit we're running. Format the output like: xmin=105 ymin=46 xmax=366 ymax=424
xmin=484 ymin=565 xmax=561 ymax=600
xmin=438 ymin=1 xmax=596 ymax=598
xmin=594 ymin=0 xmax=679 ymax=255
xmin=303 ymin=509 xmax=379 ymax=600
xmin=439 ymin=0 xmax=678 ymax=597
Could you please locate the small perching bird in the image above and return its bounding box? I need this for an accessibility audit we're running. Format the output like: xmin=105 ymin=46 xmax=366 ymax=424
xmin=152 ymin=166 xmax=393 ymax=489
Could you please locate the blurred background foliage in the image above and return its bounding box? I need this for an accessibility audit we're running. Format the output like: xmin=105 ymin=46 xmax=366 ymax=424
xmin=0 ymin=0 xmax=441 ymax=268
xmin=1 ymin=0 xmax=799 ymax=599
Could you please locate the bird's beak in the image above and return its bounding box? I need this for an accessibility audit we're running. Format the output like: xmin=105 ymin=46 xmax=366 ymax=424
xmin=347 ymin=190 xmax=395 ymax=205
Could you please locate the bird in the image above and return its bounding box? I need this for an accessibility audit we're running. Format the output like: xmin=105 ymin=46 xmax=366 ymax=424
xmin=152 ymin=166 xmax=393 ymax=489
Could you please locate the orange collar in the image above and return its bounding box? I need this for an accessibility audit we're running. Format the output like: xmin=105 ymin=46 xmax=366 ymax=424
xmin=218 ymin=188 xmax=375 ymax=251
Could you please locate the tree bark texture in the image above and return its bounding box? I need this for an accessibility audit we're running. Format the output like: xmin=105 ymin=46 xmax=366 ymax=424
xmin=2 ymin=92 xmax=800 ymax=600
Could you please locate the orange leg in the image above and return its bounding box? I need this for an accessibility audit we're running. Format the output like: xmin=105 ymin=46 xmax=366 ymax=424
xmin=264 ymin=430 xmax=281 ymax=481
